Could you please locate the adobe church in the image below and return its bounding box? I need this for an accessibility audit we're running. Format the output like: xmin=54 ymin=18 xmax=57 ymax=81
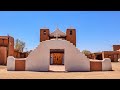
xmin=40 ymin=27 xmax=76 ymax=65
xmin=7 ymin=27 xmax=112 ymax=72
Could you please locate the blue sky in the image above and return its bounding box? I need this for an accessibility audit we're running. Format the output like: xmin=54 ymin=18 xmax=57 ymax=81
xmin=0 ymin=11 xmax=120 ymax=52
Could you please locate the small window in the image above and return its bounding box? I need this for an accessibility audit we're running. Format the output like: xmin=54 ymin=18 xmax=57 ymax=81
xmin=70 ymin=30 xmax=72 ymax=35
xmin=43 ymin=30 xmax=46 ymax=35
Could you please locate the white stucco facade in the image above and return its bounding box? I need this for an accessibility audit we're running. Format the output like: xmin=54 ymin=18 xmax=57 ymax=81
xmin=7 ymin=56 xmax=15 ymax=71
xmin=118 ymin=58 xmax=120 ymax=62
xmin=102 ymin=58 xmax=112 ymax=71
xmin=7 ymin=39 xmax=112 ymax=72
xmin=25 ymin=39 xmax=90 ymax=71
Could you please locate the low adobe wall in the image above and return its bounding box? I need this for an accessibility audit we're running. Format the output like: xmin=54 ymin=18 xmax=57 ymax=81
xmin=15 ymin=58 xmax=26 ymax=71
xmin=90 ymin=60 xmax=102 ymax=71
xmin=90 ymin=58 xmax=112 ymax=71
xmin=7 ymin=56 xmax=112 ymax=72
xmin=7 ymin=56 xmax=26 ymax=71
xmin=102 ymin=51 xmax=120 ymax=62
xmin=7 ymin=56 xmax=15 ymax=71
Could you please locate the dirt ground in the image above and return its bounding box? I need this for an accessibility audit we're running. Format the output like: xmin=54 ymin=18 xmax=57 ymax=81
xmin=0 ymin=62 xmax=120 ymax=79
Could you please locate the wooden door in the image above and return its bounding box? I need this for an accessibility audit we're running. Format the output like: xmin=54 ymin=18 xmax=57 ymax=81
xmin=53 ymin=53 xmax=63 ymax=65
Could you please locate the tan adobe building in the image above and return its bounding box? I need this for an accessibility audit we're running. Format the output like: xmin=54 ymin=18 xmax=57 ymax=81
xmin=0 ymin=35 xmax=29 ymax=65
xmin=0 ymin=35 xmax=14 ymax=65
xmin=7 ymin=28 xmax=112 ymax=72
xmin=86 ymin=45 xmax=120 ymax=62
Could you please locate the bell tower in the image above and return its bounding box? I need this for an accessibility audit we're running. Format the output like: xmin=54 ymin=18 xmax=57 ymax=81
xmin=66 ymin=28 xmax=76 ymax=46
xmin=40 ymin=28 xmax=50 ymax=42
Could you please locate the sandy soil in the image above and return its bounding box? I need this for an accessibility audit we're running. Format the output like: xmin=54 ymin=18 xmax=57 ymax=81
xmin=0 ymin=62 xmax=120 ymax=79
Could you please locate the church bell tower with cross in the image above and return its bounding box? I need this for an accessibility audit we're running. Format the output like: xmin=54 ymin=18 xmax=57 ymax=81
xmin=40 ymin=27 xmax=50 ymax=42
xmin=40 ymin=26 xmax=76 ymax=46
xmin=66 ymin=26 xmax=76 ymax=46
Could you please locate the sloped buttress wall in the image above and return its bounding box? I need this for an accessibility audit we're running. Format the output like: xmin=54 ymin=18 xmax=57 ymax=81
xmin=25 ymin=39 xmax=90 ymax=71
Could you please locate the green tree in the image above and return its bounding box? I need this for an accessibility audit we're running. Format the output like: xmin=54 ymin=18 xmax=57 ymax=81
xmin=82 ymin=50 xmax=91 ymax=55
xmin=14 ymin=39 xmax=25 ymax=52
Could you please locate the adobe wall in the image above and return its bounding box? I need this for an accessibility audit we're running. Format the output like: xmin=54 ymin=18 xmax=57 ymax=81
xmin=15 ymin=58 xmax=26 ymax=71
xmin=7 ymin=56 xmax=112 ymax=71
xmin=8 ymin=36 xmax=14 ymax=56
xmin=85 ymin=54 xmax=94 ymax=59
xmin=113 ymin=45 xmax=120 ymax=51
xmin=102 ymin=51 xmax=120 ymax=62
xmin=90 ymin=58 xmax=112 ymax=71
xmin=90 ymin=60 xmax=102 ymax=71
xmin=0 ymin=47 xmax=7 ymax=65
xmin=14 ymin=50 xmax=29 ymax=58
xmin=0 ymin=36 xmax=14 ymax=56
xmin=0 ymin=37 xmax=8 ymax=46
xmin=7 ymin=39 xmax=90 ymax=71
xmin=7 ymin=56 xmax=15 ymax=71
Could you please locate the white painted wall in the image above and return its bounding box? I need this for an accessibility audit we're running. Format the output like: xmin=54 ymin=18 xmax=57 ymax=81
xmin=7 ymin=56 xmax=15 ymax=71
xmin=118 ymin=58 xmax=120 ymax=62
xmin=25 ymin=39 xmax=90 ymax=71
xmin=7 ymin=39 xmax=112 ymax=72
xmin=25 ymin=42 xmax=49 ymax=71
xmin=102 ymin=58 xmax=112 ymax=71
